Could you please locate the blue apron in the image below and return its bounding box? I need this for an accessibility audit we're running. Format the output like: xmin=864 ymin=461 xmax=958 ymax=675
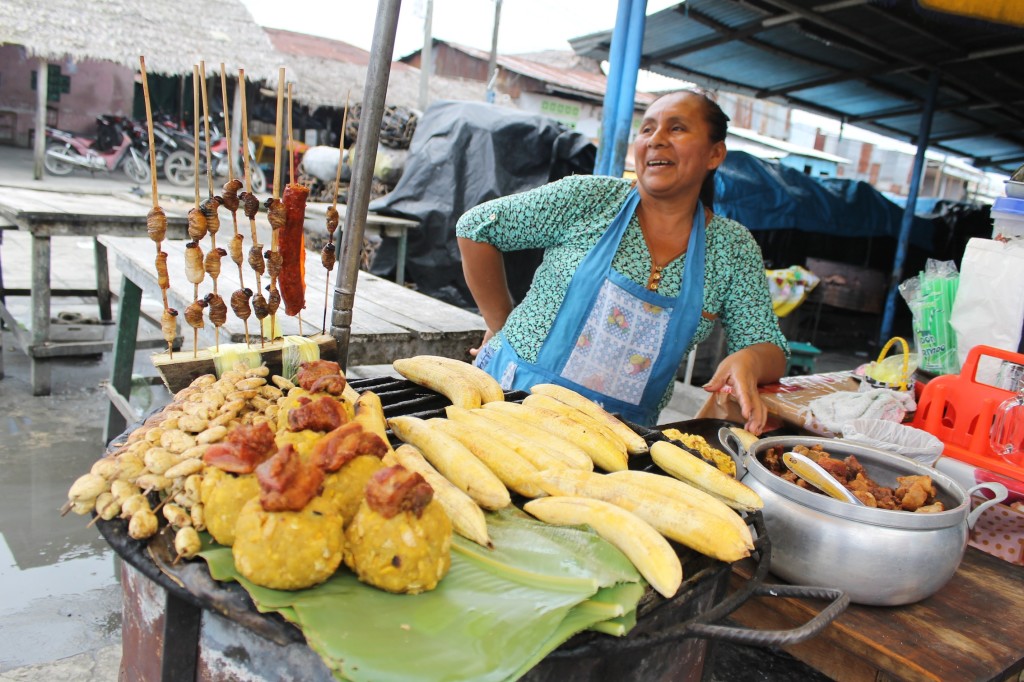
xmin=477 ymin=188 xmax=706 ymax=426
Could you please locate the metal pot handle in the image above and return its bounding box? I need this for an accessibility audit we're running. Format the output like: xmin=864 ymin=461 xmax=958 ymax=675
xmin=966 ymin=482 xmax=1009 ymax=528
xmin=718 ymin=427 xmax=749 ymax=478
xmin=683 ymin=583 xmax=849 ymax=647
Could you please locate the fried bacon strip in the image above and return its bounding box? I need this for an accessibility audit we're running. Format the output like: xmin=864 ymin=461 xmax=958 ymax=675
xmin=256 ymin=444 xmax=324 ymax=512
xmin=187 ymin=207 xmax=208 ymax=241
xmin=310 ymin=422 xmax=387 ymax=473
xmin=147 ymin=206 xmax=167 ymax=243
xmin=280 ymin=182 xmax=309 ymax=316
xmin=203 ymin=421 xmax=277 ymax=474
xmin=365 ymin=466 xmax=433 ymax=519
xmin=296 ymin=359 xmax=347 ymax=395
xmin=287 ymin=395 xmax=349 ymax=432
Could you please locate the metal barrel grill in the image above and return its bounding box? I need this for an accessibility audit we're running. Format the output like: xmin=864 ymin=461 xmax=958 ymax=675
xmin=100 ymin=375 xmax=849 ymax=681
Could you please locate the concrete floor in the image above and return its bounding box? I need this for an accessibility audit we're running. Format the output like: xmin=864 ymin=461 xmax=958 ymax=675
xmin=0 ymin=145 xmax=867 ymax=680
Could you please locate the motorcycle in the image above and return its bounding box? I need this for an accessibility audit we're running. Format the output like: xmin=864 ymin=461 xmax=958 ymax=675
xmin=44 ymin=115 xmax=150 ymax=184
xmin=163 ymin=130 xmax=267 ymax=193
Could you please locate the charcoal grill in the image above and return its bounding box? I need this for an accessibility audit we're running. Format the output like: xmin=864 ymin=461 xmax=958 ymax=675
xmin=99 ymin=375 xmax=849 ymax=681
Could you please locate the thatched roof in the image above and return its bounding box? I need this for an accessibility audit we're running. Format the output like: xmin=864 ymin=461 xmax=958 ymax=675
xmin=265 ymin=28 xmax=486 ymax=111
xmin=0 ymin=0 xmax=279 ymax=80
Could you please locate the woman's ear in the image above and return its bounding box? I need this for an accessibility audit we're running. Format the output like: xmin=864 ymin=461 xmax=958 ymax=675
xmin=708 ymin=141 xmax=726 ymax=171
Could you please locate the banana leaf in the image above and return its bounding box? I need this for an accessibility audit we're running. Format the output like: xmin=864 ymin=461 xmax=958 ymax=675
xmin=200 ymin=508 xmax=645 ymax=682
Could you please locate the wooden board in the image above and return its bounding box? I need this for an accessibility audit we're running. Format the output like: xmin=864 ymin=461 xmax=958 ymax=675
xmin=0 ymin=187 xmax=190 ymax=236
xmin=151 ymin=333 xmax=337 ymax=394
xmin=727 ymin=547 xmax=1024 ymax=682
xmin=98 ymin=235 xmax=485 ymax=366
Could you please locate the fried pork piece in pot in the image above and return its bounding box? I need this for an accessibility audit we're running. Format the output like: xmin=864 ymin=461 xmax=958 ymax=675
xmin=200 ymin=468 xmax=260 ymax=546
xmin=344 ymin=465 xmax=452 ymax=595
xmin=232 ymin=495 xmax=344 ymax=591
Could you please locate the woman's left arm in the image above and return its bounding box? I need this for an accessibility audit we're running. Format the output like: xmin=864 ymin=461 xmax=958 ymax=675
xmin=703 ymin=343 xmax=786 ymax=434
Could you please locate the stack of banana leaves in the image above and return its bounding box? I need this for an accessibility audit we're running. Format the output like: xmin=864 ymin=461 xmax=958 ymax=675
xmin=198 ymin=507 xmax=646 ymax=682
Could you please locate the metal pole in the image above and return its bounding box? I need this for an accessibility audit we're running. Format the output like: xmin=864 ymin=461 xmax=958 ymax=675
xmin=595 ymin=0 xmax=633 ymax=176
xmin=331 ymin=0 xmax=401 ymax=370
xmin=879 ymin=69 xmax=940 ymax=345
xmin=418 ymin=0 xmax=433 ymax=111
xmin=609 ymin=0 xmax=646 ymax=178
xmin=33 ymin=59 xmax=48 ymax=180
xmin=486 ymin=0 xmax=502 ymax=103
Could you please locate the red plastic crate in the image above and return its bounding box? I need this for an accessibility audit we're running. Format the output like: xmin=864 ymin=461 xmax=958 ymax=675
xmin=911 ymin=345 xmax=1024 ymax=484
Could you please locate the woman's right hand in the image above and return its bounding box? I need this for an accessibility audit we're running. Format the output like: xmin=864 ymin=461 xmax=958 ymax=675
xmin=469 ymin=328 xmax=496 ymax=358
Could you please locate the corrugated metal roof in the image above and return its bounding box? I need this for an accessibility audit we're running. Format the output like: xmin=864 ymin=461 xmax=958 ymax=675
xmin=571 ymin=0 xmax=1024 ymax=175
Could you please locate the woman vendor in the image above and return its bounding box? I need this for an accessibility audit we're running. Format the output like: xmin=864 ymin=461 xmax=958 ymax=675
xmin=456 ymin=89 xmax=788 ymax=433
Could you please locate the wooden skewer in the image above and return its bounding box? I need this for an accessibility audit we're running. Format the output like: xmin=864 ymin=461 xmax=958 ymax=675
xmin=198 ymin=60 xmax=215 ymax=202
xmin=239 ymin=69 xmax=264 ymax=348
xmin=287 ymin=82 xmax=295 ymax=187
xmin=192 ymin=65 xmax=201 ymax=212
xmin=221 ymin=64 xmax=248 ymax=347
xmin=324 ymin=91 xmax=350 ymax=334
xmin=139 ymin=57 xmax=160 ymax=210
xmin=269 ymin=68 xmax=286 ymax=341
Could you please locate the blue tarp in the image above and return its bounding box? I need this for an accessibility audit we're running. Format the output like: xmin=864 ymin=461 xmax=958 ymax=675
xmin=715 ymin=151 xmax=935 ymax=250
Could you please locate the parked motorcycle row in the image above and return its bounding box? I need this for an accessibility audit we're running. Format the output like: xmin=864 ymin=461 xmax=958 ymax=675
xmin=44 ymin=114 xmax=266 ymax=193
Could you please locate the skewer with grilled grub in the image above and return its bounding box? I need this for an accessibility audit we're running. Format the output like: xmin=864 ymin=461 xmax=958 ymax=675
xmin=139 ymin=55 xmax=177 ymax=358
xmin=265 ymin=67 xmax=287 ymax=341
xmin=220 ymin=63 xmax=250 ymax=345
xmin=238 ymin=69 xmax=267 ymax=347
xmin=199 ymin=60 xmax=226 ymax=352
xmin=185 ymin=65 xmax=206 ymax=357
xmin=322 ymin=90 xmax=349 ymax=333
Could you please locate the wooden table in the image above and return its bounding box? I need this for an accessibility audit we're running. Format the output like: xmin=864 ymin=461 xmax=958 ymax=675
xmin=302 ymin=201 xmax=419 ymax=285
xmin=0 ymin=187 xmax=188 ymax=395
xmin=99 ymin=234 xmax=485 ymax=440
xmin=727 ymin=547 xmax=1024 ymax=681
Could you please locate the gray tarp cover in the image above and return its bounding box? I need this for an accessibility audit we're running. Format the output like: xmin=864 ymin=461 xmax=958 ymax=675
xmin=368 ymin=100 xmax=595 ymax=303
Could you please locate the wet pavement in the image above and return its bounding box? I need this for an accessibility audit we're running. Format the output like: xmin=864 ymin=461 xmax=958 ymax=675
xmin=0 ymin=144 xmax=865 ymax=680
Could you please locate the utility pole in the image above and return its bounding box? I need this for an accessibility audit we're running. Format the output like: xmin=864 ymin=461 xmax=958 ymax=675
xmin=418 ymin=0 xmax=434 ymax=111
xmin=487 ymin=0 xmax=502 ymax=103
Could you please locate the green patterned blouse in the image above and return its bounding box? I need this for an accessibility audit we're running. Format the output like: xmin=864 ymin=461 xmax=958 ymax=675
xmin=456 ymin=174 xmax=789 ymax=408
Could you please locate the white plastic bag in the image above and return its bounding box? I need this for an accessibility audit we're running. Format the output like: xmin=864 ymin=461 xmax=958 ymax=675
xmin=841 ymin=418 xmax=945 ymax=466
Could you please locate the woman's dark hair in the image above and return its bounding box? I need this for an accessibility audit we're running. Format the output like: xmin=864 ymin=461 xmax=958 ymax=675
xmin=649 ymin=88 xmax=729 ymax=209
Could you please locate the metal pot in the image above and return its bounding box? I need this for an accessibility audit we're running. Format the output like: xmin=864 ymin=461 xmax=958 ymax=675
xmin=720 ymin=433 xmax=1007 ymax=606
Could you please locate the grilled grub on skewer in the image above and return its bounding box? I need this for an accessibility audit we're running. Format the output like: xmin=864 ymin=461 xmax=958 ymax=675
xmin=205 ymin=293 xmax=228 ymax=327
xmin=156 ymin=251 xmax=170 ymax=290
xmin=265 ymin=250 xmax=283 ymax=279
xmin=184 ymin=299 xmax=207 ymax=329
xmin=201 ymin=196 xmax=222 ymax=237
xmin=187 ymin=207 xmax=208 ymax=241
xmin=325 ymin=205 xmax=340 ymax=236
xmin=229 ymin=234 xmax=244 ymax=268
xmin=184 ymin=242 xmax=206 ymax=285
xmin=240 ymin=191 xmax=260 ymax=220
xmin=147 ymin=207 xmax=167 ymax=243
xmin=247 ymin=245 xmax=266 ymax=276
xmin=230 ymin=288 xmax=253 ymax=320
xmin=204 ymin=247 xmax=227 ymax=280
xmin=161 ymin=308 xmax=179 ymax=345
xmin=266 ymin=287 xmax=281 ymax=317
xmin=265 ymin=198 xmax=286 ymax=231
xmin=321 ymin=242 xmax=336 ymax=270
xmin=252 ymin=292 xmax=270 ymax=320
xmin=222 ymin=179 xmax=243 ymax=213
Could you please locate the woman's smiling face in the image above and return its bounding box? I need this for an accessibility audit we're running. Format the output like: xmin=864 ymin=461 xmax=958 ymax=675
xmin=633 ymin=91 xmax=726 ymax=200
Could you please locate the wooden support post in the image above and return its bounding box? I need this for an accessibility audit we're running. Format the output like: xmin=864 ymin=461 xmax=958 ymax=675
xmin=94 ymin=236 xmax=112 ymax=322
xmin=104 ymin=276 xmax=142 ymax=444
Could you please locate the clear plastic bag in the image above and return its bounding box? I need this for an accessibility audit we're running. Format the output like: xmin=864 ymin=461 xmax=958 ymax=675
xmin=841 ymin=417 xmax=945 ymax=466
